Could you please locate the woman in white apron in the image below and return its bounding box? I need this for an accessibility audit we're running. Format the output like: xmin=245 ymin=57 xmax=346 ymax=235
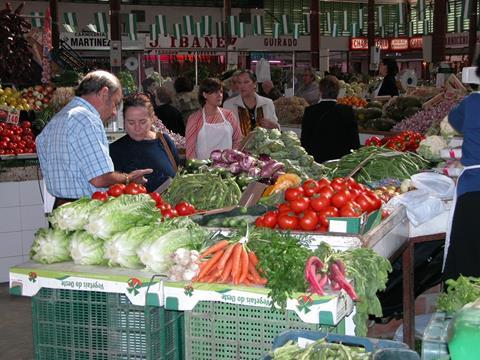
xmin=185 ymin=78 xmax=243 ymax=160
xmin=443 ymin=57 xmax=480 ymax=281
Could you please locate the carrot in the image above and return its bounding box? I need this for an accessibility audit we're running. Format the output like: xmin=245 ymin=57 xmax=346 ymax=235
xmin=248 ymin=251 xmax=259 ymax=267
xmin=219 ymin=257 xmax=234 ymax=283
xmin=216 ymin=243 xmax=236 ymax=269
xmin=199 ymin=240 xmax=229 ymax=259
xmin=238 ymin=248 xmax=250 ymax=284
xmin=248 ymin=262 xmax=264 ymax=284
xmin=230 ymin=243 xmax=243 ymax=284
xmin=197 ymin=249 xmax=224 ymax=279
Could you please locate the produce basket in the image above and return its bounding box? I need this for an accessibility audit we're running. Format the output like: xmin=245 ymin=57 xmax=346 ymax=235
xmin=184 ymin=301 xmax=344 ymax=360
xmin=265 ymin=330 xmax=412 ymax=360
xmin=32 ymin=288 xmax=184 ymax=360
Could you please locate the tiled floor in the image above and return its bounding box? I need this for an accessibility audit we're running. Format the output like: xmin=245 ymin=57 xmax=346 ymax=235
xmin=0 ymin=283 xmax=33 ymax=360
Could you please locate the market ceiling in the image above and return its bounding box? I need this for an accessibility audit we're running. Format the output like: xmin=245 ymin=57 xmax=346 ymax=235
xmin=27 ymin=0 xmax=261 ymax=6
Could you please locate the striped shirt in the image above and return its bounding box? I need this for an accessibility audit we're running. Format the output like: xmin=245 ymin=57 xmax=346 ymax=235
xmin=36 ymin=96 xmax=114 ymax=198
xmin=185 ymin=107 xmax=243 ymax=159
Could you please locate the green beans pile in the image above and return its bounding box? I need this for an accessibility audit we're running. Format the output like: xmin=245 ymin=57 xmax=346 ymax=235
xmin=329 ymin=146 xmax=430 ymax=183
xmin=270 ymin=339 xmax=370 ymax=360
xmin=164 ymin=173 xmax=242 ymax=211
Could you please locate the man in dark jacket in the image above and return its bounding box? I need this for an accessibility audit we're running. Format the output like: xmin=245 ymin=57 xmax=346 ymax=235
xmin=300 ymin=75 xmax=360 ymax=163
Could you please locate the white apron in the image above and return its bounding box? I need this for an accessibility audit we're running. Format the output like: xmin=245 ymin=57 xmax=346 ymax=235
xmin=195 ymin=107 xmax=233 ymax=160
xmin=443 ymin=164 xmax=480 ymax=270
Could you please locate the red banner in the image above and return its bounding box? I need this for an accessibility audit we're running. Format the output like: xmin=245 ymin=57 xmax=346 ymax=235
xmin=350 ymin=36 xmax=423 ymax=51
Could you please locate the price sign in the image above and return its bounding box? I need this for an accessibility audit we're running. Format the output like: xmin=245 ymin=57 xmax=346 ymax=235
xmin=6 ymin=109 xmax=20 ymax=125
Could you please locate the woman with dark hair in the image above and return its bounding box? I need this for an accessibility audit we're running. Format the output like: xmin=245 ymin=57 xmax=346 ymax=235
xmin=109 ymin=93 xmax=179 ymax=193
xmin=154 ymin=86 xmax=185 ymax=136
xmin=377 ymin=58 xmax=399 ymax=97
xmin=223 ymin=69 xmax=279 ymax=136
xmin=185 ymin=78 xmax=243 ymax=160
xmin=301 ymin=75 xmax=360 ymax=163
xmin=443 ymin=55 xmax=480 ymax=281
xmin=172 ymin=75 xmax=199 ymax=124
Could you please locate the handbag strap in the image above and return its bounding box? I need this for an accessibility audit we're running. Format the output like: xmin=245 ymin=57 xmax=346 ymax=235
xmin=156 ymin=132 xmax=178 ymax=172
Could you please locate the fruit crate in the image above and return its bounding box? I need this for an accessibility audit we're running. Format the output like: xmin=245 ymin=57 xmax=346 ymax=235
xmin=184 ymin=301 xmax=345 ymax=360
xmin=32 ymin=288 xmax=184 ymax=360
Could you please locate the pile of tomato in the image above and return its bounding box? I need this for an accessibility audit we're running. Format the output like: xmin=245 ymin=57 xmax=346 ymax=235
xmin=365 ymin=131 xmax=424 ymax=152
xmin=0 ymin=121 xmax=36 ymax=155
xmin=255 ymin=177 xmax=384 ymax=232
xmin=92 ymin=183 xmax=196 ymax=218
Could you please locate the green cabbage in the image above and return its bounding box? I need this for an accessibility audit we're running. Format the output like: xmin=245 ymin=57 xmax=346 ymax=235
xmin=30 ymin=228 xmax=71 ymax=264
xmin=417 ymin=135 xmax=447 ymax=161
xmin=104 ymin=226 xmax=152 ymax=268
xmin=69 ymin=231 xmax=105 ymax=265
xmin=49 ymin=197 xmax=104 ymax=231
xmin=84 ymin=194 xmax=159 ymax=240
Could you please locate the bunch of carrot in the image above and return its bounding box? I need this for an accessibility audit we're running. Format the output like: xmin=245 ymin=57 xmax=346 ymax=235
xmin=194 ymin=239 xmax=267 ymax=286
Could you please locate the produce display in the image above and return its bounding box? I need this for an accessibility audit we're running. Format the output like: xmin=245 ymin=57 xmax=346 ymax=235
xmin=0 ymin=120 xmax=36 ymax=155
xmin=0 ymin=86 xmax=31 ymax=111
xmin=255 ymin=177 xmax=382 ymax=232
xmin=20 ymin=85 xmax=54 ymax=111
xmin=117 ymin=71 xmax=137 ymax=94
xmin=417 ymin=135 xmax=448 ymax=161
xmin=164 ymin=172 xmax=242 ymax=211
xmin=243 ymin=128 xmax=326 ymax=179
xmin=337 ymin=96 xmax=367 ymax=108
xmin=273 ymin=96 xmax=309 ymax=125
xmin=364 ymin=131 xmax=425 ymax=152
xmin=325 ymin=146 xmax=430 ymax=183
xmin=269 ymin=338 xmax=370 ymax=360
xmin=340 ymin=80 xmax=366 ymax=97
xmin=437 ymin=276 xmax=480 ymax=314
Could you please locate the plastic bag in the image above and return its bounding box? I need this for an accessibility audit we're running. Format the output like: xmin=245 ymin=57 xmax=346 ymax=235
xmin=387 ymin=190 xmax=445 ymax=227
xmin=255 ymin=58 xmax=271 ymax=82
xmin=411 ymin=172 xmax=455 ymax=200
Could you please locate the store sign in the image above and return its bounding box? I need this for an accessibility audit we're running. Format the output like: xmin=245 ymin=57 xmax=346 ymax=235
xmin=0 ymin=105 xmax=19 ymax=125
xmin=61 ymin=32 xmax=110 ymax=50
xmin=350 ymin=36 xmax=423 ymax=51
xmin=147 ymin=35 xmax=237 ymax=50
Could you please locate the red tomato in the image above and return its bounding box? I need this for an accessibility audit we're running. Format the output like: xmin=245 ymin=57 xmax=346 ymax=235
xmin=340 ymin=202 xmax=362 ymax=217
xmin=175 ymin=201 xmax=195 ymax=216
xmin=331 ymin=190 xmax=351 ymax=209
xmin=0 ymin=141 xmax=7 ymax=149
xmin=124 ymin=183 xmax=141 ymax=195
xmin=289 ymin=197 xmax=310 ymax=213
xmin=343 ymin=177 xmax=357 ymax=187
xmin=277 ymin=203 xmax=292 ymax=214
xmin=21 ymin=121 xmax=31 ymax=129
xmin=255 ymin=216 xmax=265 ymax=227
xmin=302 ymin=179 xmax=320 ymax=197
xmin=285 ymin=187 xmax=304 ymax=202
xmin=149 ymin=192 xmax=164 ymax=206
xmin=92 ymin=191 xmax=109 ymax=201
xmin=299 ymin=210 xmax=318 ymax=231
xmin=277 ymin=214 xmax=299 ymax=230
xmin=162 ymin=208 xmax=177 ymax=218
xmin=348 ymin=188 xmax=361 ymax=199
xmin=355 ymin=193 xmax=374 ymax=213
xmin=318 ymin=207 xmax=339 ymax=227
xmin=317 ymin=178 xmax=331 ymax=189
xmin=262 ymin=211 xmax=278 ymax=228
xmin=310 ymin=196 xmax=330 ymax=212
xmin=331 ymin=178 xmax=345 ymax=192
xmin=158 ymin=203 xmax=172 ymax=211
xmin=108 ymin=184 xmax=126 ymax=197
xmin=381 ymin=209 xmax=390 ymax=219
xmin=365 ymin=192 xmax=382 ymax=211
xmin=317 ymin=186 xmax=335 ymax=199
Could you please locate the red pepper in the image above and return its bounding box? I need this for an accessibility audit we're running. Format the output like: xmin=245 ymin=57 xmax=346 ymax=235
xmin=305 ymin=256 xmax=327 ymax=295
xmin=365 ymin=136 xmax=382 ymax=147
xmin=328 ymin=262 xmax=359 ymax=301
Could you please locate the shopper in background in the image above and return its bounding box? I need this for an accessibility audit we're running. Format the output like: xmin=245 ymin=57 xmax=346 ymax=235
xmin=185 ymin=78 xmax=243 ymax=160
xmin=141 ymin=77 xmax=157 ymax=104
xmin=172 ymin=75 xmax=199 ymax=124
xmin=223 ymin=69 xmax=279 ymax=136
xmin=443 ymin=55 xmax=480 ymax=281
xmin=294 ymin=68 xmax=320 ymax=105
xmin=300 ymin=75 xmax=360 ymax=163
xmin=110 ymin=93 xmax=178 ymax=193
xmin=260 ymin=80 xmax=282 ymax=101
xmin=377 ymin=58 xmax=400 ymax=97
xmin=154 ymin=86 xmax=185 ymax=136
xmin=37 ymin=70 xmax=152 ymax=208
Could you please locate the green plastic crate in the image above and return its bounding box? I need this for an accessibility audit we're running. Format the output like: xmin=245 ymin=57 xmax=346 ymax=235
xmin=32 ymin=288 xmax=184 ymax=360
xmin=184 ymin=301 xmax=344 ymax=360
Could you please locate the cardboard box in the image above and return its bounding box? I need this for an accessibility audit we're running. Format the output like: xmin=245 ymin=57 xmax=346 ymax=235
xmin=328 ymin=210 xmax=382 ymax=235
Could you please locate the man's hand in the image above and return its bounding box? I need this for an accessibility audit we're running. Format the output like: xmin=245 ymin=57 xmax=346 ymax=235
xmin=257 ymin=117 xmax=279 ymax=129
xmin=128 ymin=169 xmax=153 ymax=185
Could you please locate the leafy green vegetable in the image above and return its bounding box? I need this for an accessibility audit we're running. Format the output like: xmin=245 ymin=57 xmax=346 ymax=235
xmin=30 ymin=228 xmax=72 ymax=264
xmin=84 ymin=194 xmax=159 ymax=240
xmin=437 ymin=276 xmax=480 ymax=314
xmin=104 ymin=226 xmax=151 ymax=268
xmin=69 ymin=230 xmax=105 ymax=265
xmin=49 ymin=197 xmax=103 ymax=231
xmin=249 ymin=228 xmax=312 ymax=309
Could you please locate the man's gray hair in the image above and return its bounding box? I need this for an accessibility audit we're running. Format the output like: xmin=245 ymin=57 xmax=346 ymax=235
xmin=75 ymin=70 xmax=122 ymax=97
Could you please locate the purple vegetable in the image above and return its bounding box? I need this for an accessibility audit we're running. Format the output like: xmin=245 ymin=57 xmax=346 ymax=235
xmin=260 ymin=160 xmax=285 ymax=179
xmin=239 ymin=156 xmax=257 ymax=171
xmin=212 ymin=161 xmax=229 ymax=169
xmin=271 ymin=171 xmax=286 ymax=181
xmin=228 ymin=162 xmax=243 ymax=174
xmin=210 ymin=150 xmax=223 ymax=162
xmin=248 ymin=167 xmax=261 ymax=177
xmin=221 ymin=149 xmax=244 ymax=163
xmin=258 ymin=154 xmax=271 ymax=162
